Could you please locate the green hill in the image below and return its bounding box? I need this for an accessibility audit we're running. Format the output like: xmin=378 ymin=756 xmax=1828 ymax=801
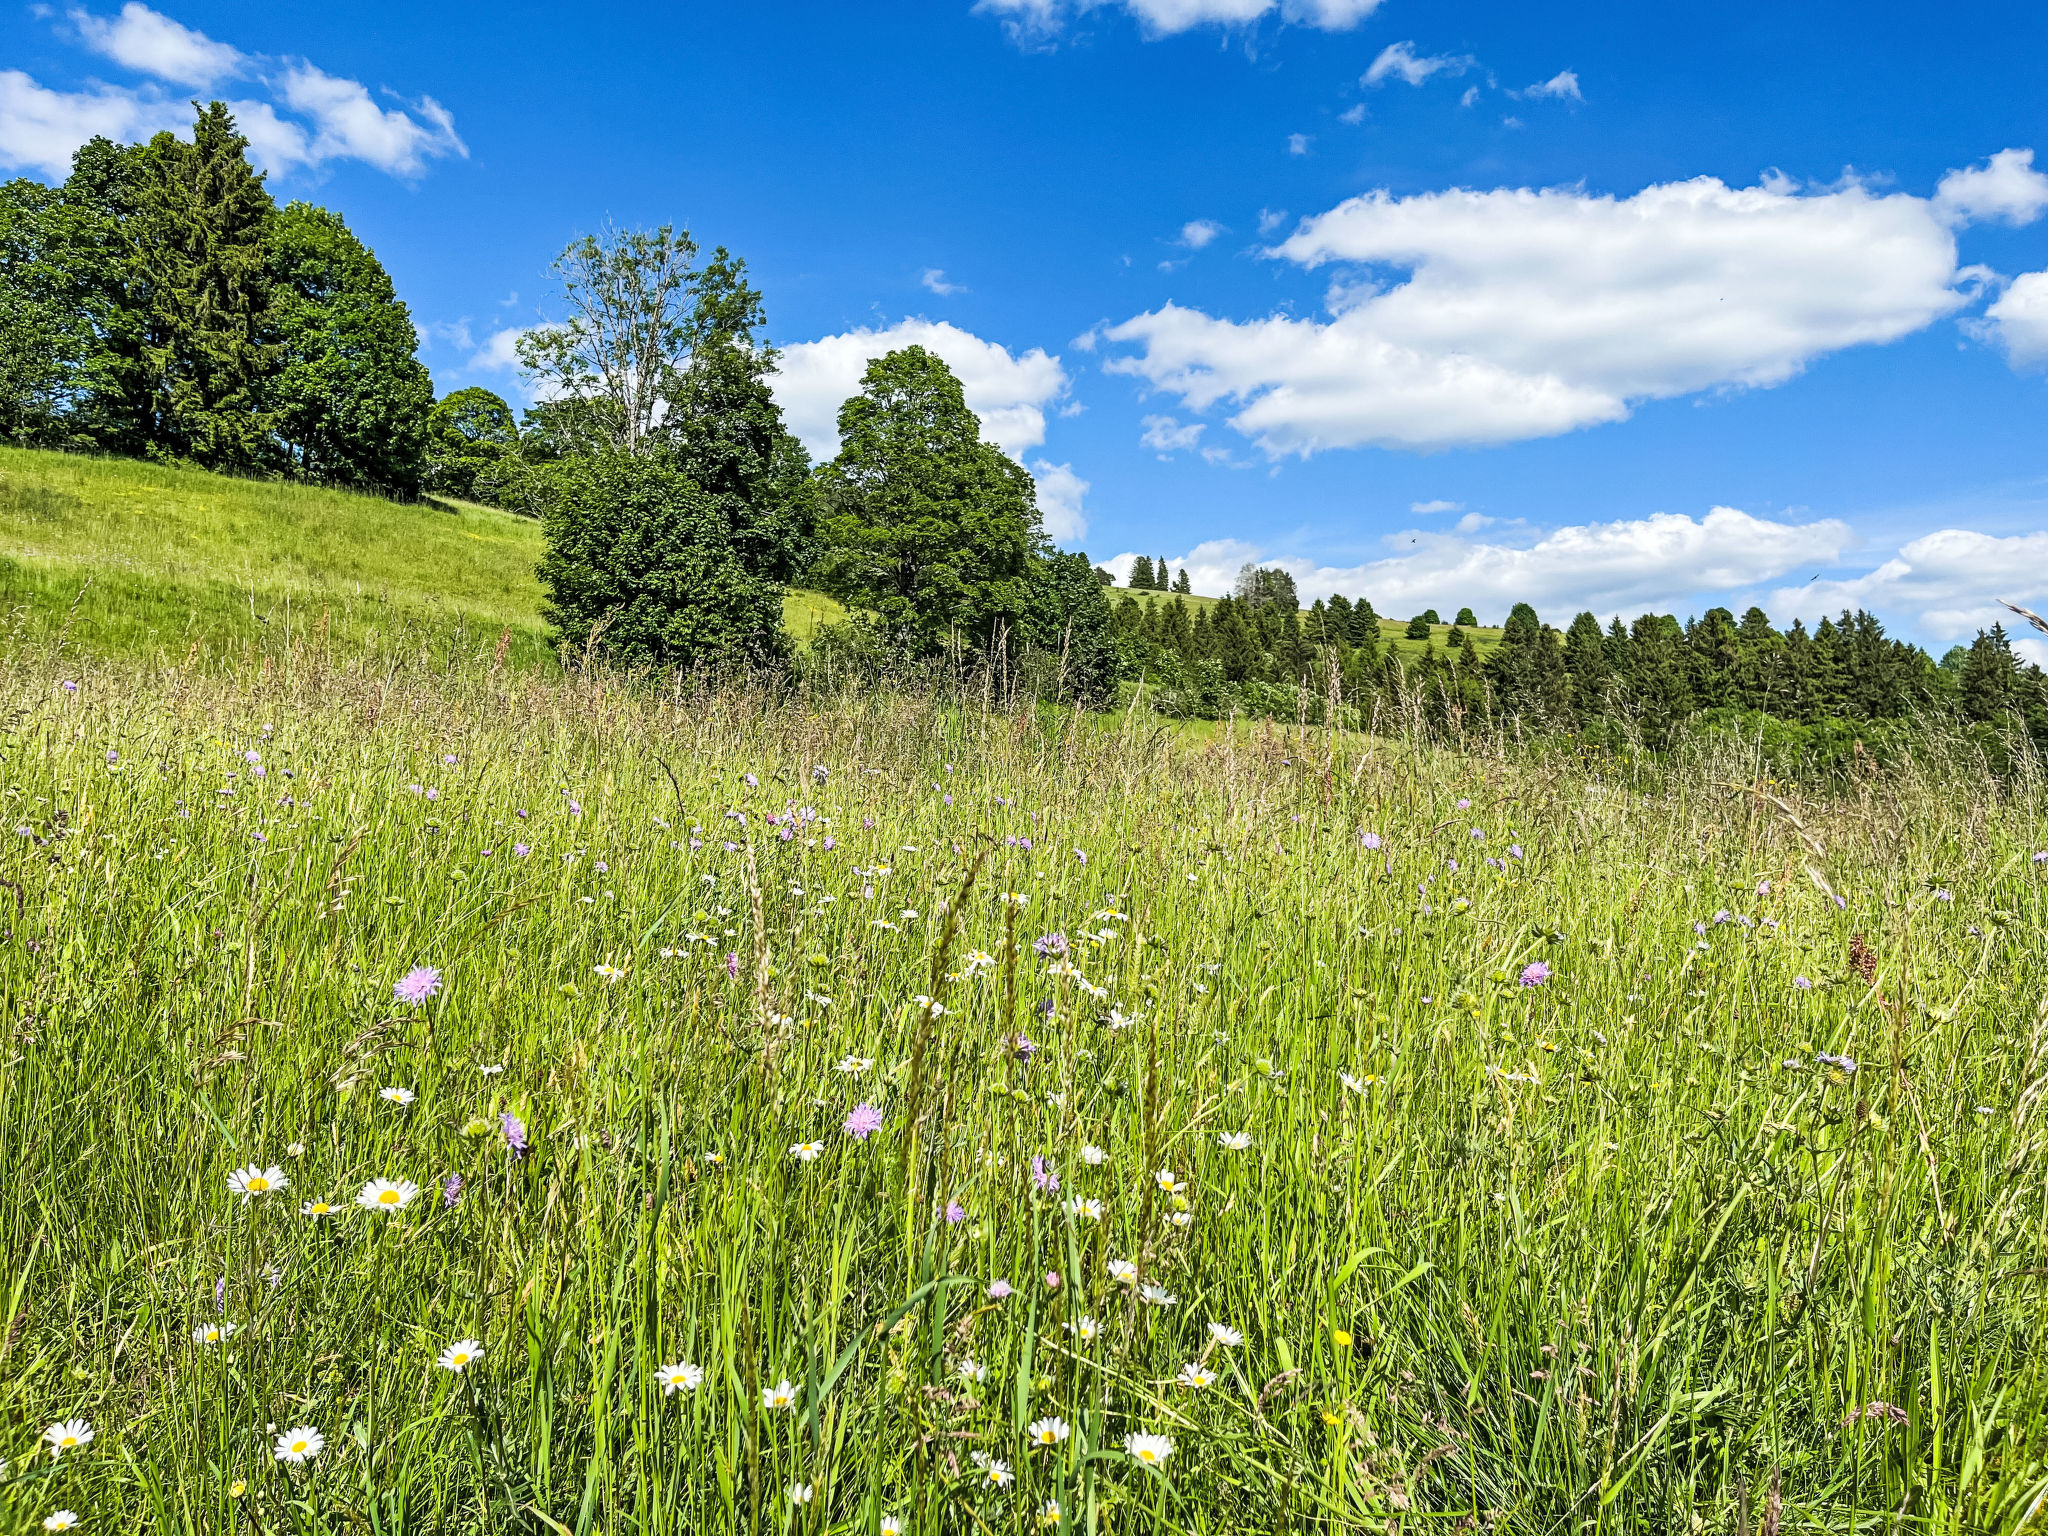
xmin=0 ymin=447 xmax=847 ymax=665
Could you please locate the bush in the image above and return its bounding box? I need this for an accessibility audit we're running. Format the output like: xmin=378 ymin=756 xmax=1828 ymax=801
xmin=530 ymin=451 xmax=790 ymax=670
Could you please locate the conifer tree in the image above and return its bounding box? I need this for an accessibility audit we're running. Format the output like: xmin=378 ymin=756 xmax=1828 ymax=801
xmin=1130 ymin=555 xmax=1155 ymax=589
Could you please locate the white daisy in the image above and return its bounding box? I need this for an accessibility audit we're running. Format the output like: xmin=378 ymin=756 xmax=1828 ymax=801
xmin=835 ymin=1056 xmax=874 ymax=1075
xmin=1067 ymin=1196 xmax=1103 ymax=1221
xmin=789 ymin=1141 xmax=824 ymax=1162
xmin=379 ymin=1087 xmax=415 ymax=1106
xmin=436 ymin=1338 xmax=483 ymax=1373
xmin=970 ymin=1451 xmax=1013 ymax=1487
xmin=1218 ymin=1131 xmax=1252 ymax=1151
xmin=1079 ymin=1143 xmax=1107 ymax=1165
xmin=192 ymin=1321 xmax=239 ymax=1345
xmin=1107 ymin=1258 xmax=1137 ymax=1284
xmin=1208 ymin=1321 xmax=1244 ymax=1347
xmin=300 ymin=1198 xmax=338 ymax=1218
xmin=42 ymin=1420 xmax=93 ymax=1456
xmin=226 ymin=1164 xmax=287 ymax=1200
xmin=1025 ymin=1416 xmax=1070 ymax=1446
xmin=357 ymin=1177 xmax=419 ymax=1213
xmin=787 ymin=1483 xmax=814 ymax=1505
xmin=1176 ymin=1362 xmax=1216 ymax=1389
xmin=1124 ymin=1431 xmax=1173 ymax=1468
xmin=273 ymin=1425 xmax=324 ymax=1464
xmin=43 ymin=1514 xmax=80 ymax=1531
xmin=655 ymin=1361 xmax=704 ymax=1395
xmin=762 ymin=1379 xmax=798 ymax=1411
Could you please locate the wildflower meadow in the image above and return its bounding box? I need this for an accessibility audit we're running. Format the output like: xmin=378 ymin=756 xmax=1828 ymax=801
xmin=2 ymin=653 xmax=2045 ymax=1534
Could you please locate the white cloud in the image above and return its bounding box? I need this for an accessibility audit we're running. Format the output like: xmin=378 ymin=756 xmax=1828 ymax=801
xmin=0 ymin=69 xmax=185 ymax=176
xmin=1771 ymin=529 xmax=2048 ymax=654
xmin=1030 ymin=459 xmax=1089 ymax=542
xmin=1931 ymin=148 xmax=2048 ymax=228
xmin=1155 ymin=506 xmax=1852 ymax=615
xmin=1981 ymin=269 xmax=2048 ymax=365
xmin=1287 ymin=132 xmax=1311 ymax=156
xmin=774 ymin=318 xmax=1070 ymax=462
xmin=1140 ymin=414 xmax=1205 ymax=452
xmin=921 ymin=268 xmax=966 ymax=296
xmin=1106 ymin=164 xmax=2029 ymax=456
xmin=976 ymin=0 xmax=1378 ymax=41
xmin=1179 ymin=218 xmax=1224 ymax=249
xmin=279 ymin=64 xmax=465 ymax=177
xmin=1521 ymin=70 xmax=1582 ymax=101
xmin=1363 ymin=42 xmax=1475 ymax=87
xmin=1459 ymin=85 xmax=1479 ymax=108
xmin=1257 ymin=207 xmax=1288 ymax=235
xmin=1338 ymin=103 xmax=1366 ymax=125
xmin=1410 ymin=498 xmax=1463 ymax=513
xmin=471 ymin=326 xmax=530 ymax=372
xmin=71 ymin=3 xmax=243 ymax=87
xmin=6 ymin=11 xmax=464 ymax=183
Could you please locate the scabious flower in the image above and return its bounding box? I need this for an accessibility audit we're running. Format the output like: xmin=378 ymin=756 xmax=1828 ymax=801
xmin=443 ymin=1174 xmax=463 ymax=1207
xmin=987 ymin=1279 xmax=1013 ymax=1300
xmin=1359 ymin=831 xmax=1382 ymax=850
xmin=1031 ymin=1156 xmax=1059 ymax=1193
xmin=501 ymin=1111 xmax=528 ymax=1158
xmin=944 ymin=1200 xmax=967 ymax=1224
xmin=273 ymin=1426 xmax=324 ymax=1464
xmin=1032 ymin=932 xmax=1069 ymax=959
xmin=843 ymin=1103 xmax=884 ymax=1139
xmin=227 ymin=1164 xmax=287 ymax=1200
xmin=656 ymin=1361 xmax=704 ymax=1395
xmin=1793 ymin=976 xmax=1814 ymax=991
xmin=1518 ymin=961 xmax=1551 ymax=987
xmin=393 ymin=966 xmax=442 ymax=1006
xmin=357 ymin=1178 xmax=419 ymax=1213
xmin=1124 ymin=1432 xmax=1173 ymax=1469
xmin=192 ymin=1321 xmax=238 ymax=1345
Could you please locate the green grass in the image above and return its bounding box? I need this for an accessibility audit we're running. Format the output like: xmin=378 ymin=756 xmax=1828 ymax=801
xmin=0 ymin=448 xmax=845 ymax=667
xmin=1 ymin=649 xmax=2043 ymax=1533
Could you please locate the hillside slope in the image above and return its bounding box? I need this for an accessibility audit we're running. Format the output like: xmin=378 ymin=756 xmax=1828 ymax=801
xmin=0 ymin=449 xmax=849 ymax=666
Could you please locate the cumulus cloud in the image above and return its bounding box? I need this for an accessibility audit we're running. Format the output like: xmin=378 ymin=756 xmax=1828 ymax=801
xmin=1931 ymin=148 xmax=2048 ymax=228
xmin=1179 ymin=219 xmax=1225 ymax=249
xmin=773 ymin=318 xmax=1070 ymax=462
xmin=1520 ymin=70 xmax=1582 ymax=101
xmin=1363 ymin=42 xmax=1475 ymax=87
xmin=3 ymin=6 xmax=463 ymax=182
xmin=1287 ymin=132 xmax=1311 ymax=156
xmin=0 ymin=68 xmax=185 ymax=176
xmin=1980 ymin=270 xmax=2048 ymax=365
xmin=1030 ymin=459 xmax=1090 ymax=542
xmin=278 ymin=64 xmax=465 ymax=177
xmin=1152 ymin=507 xmax=1851 ymax=614
xmin=1772 ymin=528 xmax=2048 ymax=659
xmin=976 ymin=0 xmax=1379 ymax=41
xmin=1410 ymin=498 xmax=1463 ymax=513
xmin=71 ymin=3 xmax=243 ymax=87
xmin=1104 ymin=161 xmax=2041 ymax=456
xmin=1140 ymin=414 xmax=1205 ymax=453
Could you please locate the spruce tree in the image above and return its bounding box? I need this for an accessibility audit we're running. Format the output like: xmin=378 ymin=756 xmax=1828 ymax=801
xmin=131 ymin=102 xmax=278 ymax=471
xmin=1130 ymin=555 xmax=1155 ymax=589
xmin=1563 ymin=611 xmax=1609 ymax=717
xmin=1153 ymin=556 xmax=1170 ymax=590
xmin=1172 ymin=567 xmax=1191 ymax=594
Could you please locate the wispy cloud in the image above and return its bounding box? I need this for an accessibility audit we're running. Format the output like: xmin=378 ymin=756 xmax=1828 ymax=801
xmin=920 ymin=267 xmax=967 ymax=296
xmin=1363 ymin=41 xmax=1476 ymax=88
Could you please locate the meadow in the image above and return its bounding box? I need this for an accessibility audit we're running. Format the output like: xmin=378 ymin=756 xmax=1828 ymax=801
xmin=1 ymin=640 xmax=2044 ymax=1535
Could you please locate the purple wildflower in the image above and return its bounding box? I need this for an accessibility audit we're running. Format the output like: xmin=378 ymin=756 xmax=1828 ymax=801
xmin=2034 ymin=851 xmax=2048 ymax=864
xmin=1014 ymin=1033 xmax=1039 ymax=1063
xmin=442 ymin=754 xmax=458 ymax=766
xmin=214 ymin=1275 xmax=226 ymax=1313
xmin=725 ymin=952 xmax=741 ymax=980
xmin=863 ymin=816 xmax=875 ymax=829
xmin=60 ymin=680 xmax=77 ymax=693
xmin=744 ymin=773 xmax=759 ymax=788
xmin=1757 ymin=878 xmax=1772 ymax=895
xmin=564 ymin=797 xmax=582 ymax=816
xmin=1793 ymin=975 xmax=1814 ymax=991
xmin=513 ymin=842 xmax=531 ymax=858
xmin=1509 ymin=844 xmax=1523 ymax=860
xmin=443 ymin=1173 xmax=463 ymax=1207
xmin=1031 ymin=1156 xmax=1059 ymax=1194
xmin=988 ymin=1278 xmax=1013 ymax=1300
xmin=501 ymin=1110 xmax=528 ymax=1158
xmin=1032 ymin=932 xmax=1069 ymax=959
xmin=1518 ymin=961 xmax=1552 ymax=988
xmin=822 ymin=836 xmax=835 ymax=851
xmin=424 ymin=787 xmax=439 ymax=802
xmin=393 ymin=966 xmax=443 ymax=1007
xmin=1073 ymin=848 xmax=1088 ymax=866
xmin=1456 ymin=797 xmax=1471 ymax=809
xmin=945 ymin=1200 xmax=967 ymax=1224
xmin=843 ymin=1103 xmax=885 ymax=1140
xmin=943 ymin=793 xmax=953 ymax=806
xmin=1470 ymin=827 xmax=1484 ymax=841
xmin=1359 ymin=831 xmax=1382 ymax=850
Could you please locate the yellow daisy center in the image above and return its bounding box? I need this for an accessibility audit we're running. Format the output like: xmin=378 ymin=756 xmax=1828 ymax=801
xmin=291 ymin=1439 xmax=308 ymax=1453
xmin=452 ymin=1352 xmax=469 ymax=1364
xmin=249 ymin=1176 xmax=269 ymax=1190
xmin=378 ymin=1190 xmax=399 ymax=1203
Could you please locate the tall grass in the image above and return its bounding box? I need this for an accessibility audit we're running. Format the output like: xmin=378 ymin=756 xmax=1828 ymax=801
xmin=1 ymin=647 xmax=2044 ymax=1534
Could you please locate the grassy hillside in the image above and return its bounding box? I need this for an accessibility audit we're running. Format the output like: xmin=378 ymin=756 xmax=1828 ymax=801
xmin=0 ymin=448 xmax=850 ymax=665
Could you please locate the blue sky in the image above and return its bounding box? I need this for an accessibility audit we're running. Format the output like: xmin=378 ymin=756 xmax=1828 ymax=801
xmin=6 ymin=0 xmax=2048 ymax=656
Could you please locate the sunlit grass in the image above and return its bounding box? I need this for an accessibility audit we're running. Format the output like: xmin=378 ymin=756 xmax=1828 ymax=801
xmin=0 ymin=651 xmax=2043 ymax=1533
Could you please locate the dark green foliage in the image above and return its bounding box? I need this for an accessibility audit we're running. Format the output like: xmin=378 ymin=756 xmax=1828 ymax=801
xmin=266 ymin=202 xmax=433 ymax=496
xmin=1405 ymin=613 xmax=1433 ymax=641
xmin=1152 ymin=556 xmax=1170 ymax=591
xmin=1172 ymin=567 xmax=1191 ymax=594
xmin=1455 ymin=606 xmax=1478 ymax=627
xmin=0 ymin=179 xmax=90 ymax=442
xmin=1130 ymin=555 xmax=1155 ymax=589
xmin=814 ymin=345 xmax=1040 ymax=655
xmin=1022 ymin=549 xmax=1121 ymax=704
xmin=532 ymin=451 xmax=790 ymax=669
xmin=1235 ymin=563 xmax=1298 ymax=610
xmin=1487 ymin=601 xmax=1570 ymax=720
xmin=425 ymin=388 xmax=520 ymax=503
xmin=130 ymin=103 xmax=279 ymax=472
